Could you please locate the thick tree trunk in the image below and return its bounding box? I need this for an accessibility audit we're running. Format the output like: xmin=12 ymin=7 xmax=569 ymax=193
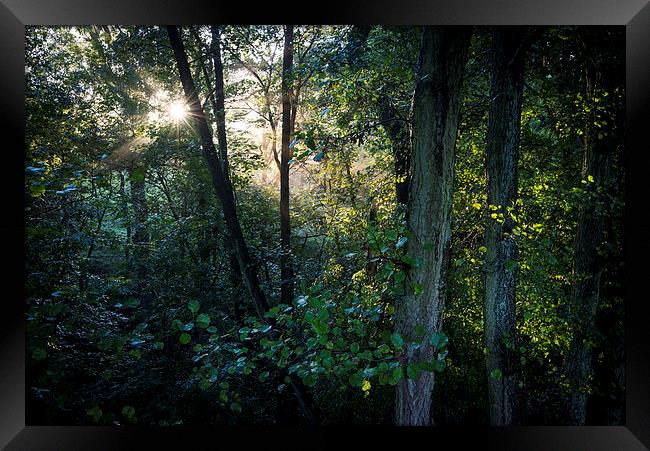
xmin=167 ymin=25 xmax=318 ymax=425
xmin=394 ymin=26 xmax=471 ymax=426
xmin=280 ymin=25 xmax=295 ymax=306
xmin=483 ymin=27 xmax=528 ymax=426
xmin=562 ymin=29 xmax=621 ymax=424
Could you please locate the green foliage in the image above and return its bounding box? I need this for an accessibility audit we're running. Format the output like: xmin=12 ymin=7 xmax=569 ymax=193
xmin=24 ymin=24 xmax=624 ymax=426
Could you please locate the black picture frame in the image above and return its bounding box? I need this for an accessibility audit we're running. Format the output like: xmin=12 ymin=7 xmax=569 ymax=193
xmin=2 ymin=0 xmax=649 ymax=449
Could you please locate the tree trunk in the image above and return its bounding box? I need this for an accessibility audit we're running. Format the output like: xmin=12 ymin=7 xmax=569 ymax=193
xmin=210 ymin=25 xmax=246 ymax=318
xmin=280 ymin=25 xmax=295 ymax=306
xmin=379 ymin=95 xmax=411 ymax=207
xmin=394 ymin=26 xmax=471 ymax=426
xmin=562 ymin=29 xmax=623 ymax=425
xmin=169 ymin=25 xmax=270 ymax=318
xmin=130 ymin=162 xmax=151 ymax=314
xmin=483 ymin=26 xmax=528 ymax=426
xmin=167 ymin=25 xmax=318 ymax=425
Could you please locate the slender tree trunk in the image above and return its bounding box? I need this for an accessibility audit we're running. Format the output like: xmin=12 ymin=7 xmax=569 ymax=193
xmin=394 ymin=26 xmax=471 ymax=426
xmin=169 ymin=25 xmax=269 ymax=317
xmin=379 ymin=95 xmax=411 ymax=207
xmin=130 ymin=162 xmax=150 ymax=313
xmin=280 ymin=25 xmax=295 ymax=306
xmin=167 ymin=25 xmax=318 ymax=425
xmin=210 ymin=25 xmax=245 ymax=316
xmin=562 ymin=29 xmax=622 ymax=425
xmin=483 ymin=26 xmax=528 ymax=426
xmin=345 ymin=26 xmax=410 ymax=207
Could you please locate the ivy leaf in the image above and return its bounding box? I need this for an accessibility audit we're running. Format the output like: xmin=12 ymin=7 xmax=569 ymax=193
xmin=490 ymin=368 xmax=503 ymax=380
xmin=179 ymin=333 xmax=191 ymax=345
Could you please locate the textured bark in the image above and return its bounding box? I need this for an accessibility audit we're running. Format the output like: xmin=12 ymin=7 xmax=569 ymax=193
xmin=394 ymin=26 xmax=471 ymax=426
xmin=168 ymin=26 xmax=318 ymax=425
xmin=562 ymin=30 xmax=622 ymax=425
xmin=483 ymin=27 xmax=528 ymax=426
xmin=280 ymin=25 xmax=295 ymax=305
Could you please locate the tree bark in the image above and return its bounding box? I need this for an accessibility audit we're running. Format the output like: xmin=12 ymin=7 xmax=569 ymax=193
xmin=394 ymin=26 xmax=471 ymax=426
xmin=280 ymin=25 xmax=295 ymax=306
xmin=167 ymin=25 xmax=318 ymax=425
xmin=562 ymin=29 xmax=623 ymax=425
xmin=483 ymin=26 xmax=528 ymax=426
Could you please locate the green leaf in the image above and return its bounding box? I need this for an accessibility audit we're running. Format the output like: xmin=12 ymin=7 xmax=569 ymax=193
xmin=396 ymin=236 xmax=408 ymax=248
xmin=430 ymin=332 xmax=448 ymax=350
xmin=389 ymin=367 xmax=403 ymax=385
xmin=87 ymin=406 xmax=103 ymax=423
xmin=400 ymin=255 xmax=416 ymax=266
xmin=230 ymin=402 xmax=242 ymax=413
xmin=187 ymin=299 xmax=200 ymax=313
xmin=124 ymin=298 xmax=140 ymax=308
xmin=30 ymin=184 xmax=46 ymax=197
xmin=196 ymin=313 xmax=211 ymax=329
xmin=490 ymin=368 xmax=503 ymax=380
xmin=121 ymin=405 xmax=136 ymax=422
xmin=390 ymin=333 xmax=404 ymax=349
xmin=504 ymin=260 xmax=517 ymax=271
xmin=153 ymin=341 xmax=164 ymax=350
xmin=130 ymin=167 xmax=145 ymax=182
xmin=32 ymin=347 xmax=47 ymax=361
xmin=179 ymin=333 xmax=191 ymax=345
xmin=361 ymin=379 xmax=371 ymax=392
xmin=303 ymin=374 xmax=317 ymax=387
xmin=239 ymin=327 xmax=251 ymax=341
xmin=406 ymin=363 xmax=421 ymax=380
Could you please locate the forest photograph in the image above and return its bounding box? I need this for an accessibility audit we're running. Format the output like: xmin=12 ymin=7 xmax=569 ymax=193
xmin=25 ymin=25 xmax=625 ymax=426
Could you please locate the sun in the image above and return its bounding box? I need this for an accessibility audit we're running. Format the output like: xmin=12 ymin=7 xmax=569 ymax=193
xmin=168 ymin=101 xmax=188 ymax=122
